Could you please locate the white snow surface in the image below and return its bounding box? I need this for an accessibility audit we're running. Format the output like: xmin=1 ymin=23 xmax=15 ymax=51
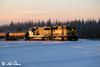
xmin=0 ymin=39 xmax=100 ymax=67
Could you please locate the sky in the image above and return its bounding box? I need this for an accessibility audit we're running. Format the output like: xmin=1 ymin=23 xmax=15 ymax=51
xmin=0 ymin=0 xmax=100 ymax=24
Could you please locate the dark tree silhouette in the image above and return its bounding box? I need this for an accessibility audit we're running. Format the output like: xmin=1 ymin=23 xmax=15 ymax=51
xmin=0 ymin=19 xmax=100 ymax=39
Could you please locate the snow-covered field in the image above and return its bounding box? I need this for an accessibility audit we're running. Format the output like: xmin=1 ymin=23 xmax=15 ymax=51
xmin=0 ymin=39 xmax=100 ymax=67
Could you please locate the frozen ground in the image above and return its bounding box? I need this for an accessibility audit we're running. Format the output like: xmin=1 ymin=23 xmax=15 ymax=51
xmin=0 ymin=39 xmax=100 ymax=67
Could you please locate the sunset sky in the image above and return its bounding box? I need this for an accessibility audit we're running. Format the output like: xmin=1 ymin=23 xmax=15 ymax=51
xmin=0 ymin=0 xmax=100 ymax=24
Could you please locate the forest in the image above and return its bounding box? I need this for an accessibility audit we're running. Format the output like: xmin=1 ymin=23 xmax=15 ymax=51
xmin=0 ymin=19 xmax=100 ymax=39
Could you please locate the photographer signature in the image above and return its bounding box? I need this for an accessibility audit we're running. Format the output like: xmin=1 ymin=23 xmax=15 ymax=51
xmin=1 ymin=61 xmax=21 ymax=66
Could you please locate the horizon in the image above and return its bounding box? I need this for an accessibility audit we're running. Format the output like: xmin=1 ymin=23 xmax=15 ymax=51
xmin=0 ymin=18 xmax=100 ymax=25
xmin=0 ymin=0 xmax=100 ymax=24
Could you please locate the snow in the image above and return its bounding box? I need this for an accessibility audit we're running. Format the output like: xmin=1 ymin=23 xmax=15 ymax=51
xmin=0 ymin=39 xmax=100 ymax=67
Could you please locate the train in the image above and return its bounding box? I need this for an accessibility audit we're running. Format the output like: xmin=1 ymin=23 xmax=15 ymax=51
xmin=0 ymin=25 xmax=78 ymax=41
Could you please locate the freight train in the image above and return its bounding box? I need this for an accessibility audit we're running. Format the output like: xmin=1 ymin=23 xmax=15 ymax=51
xmin=0 ymin=25 xmax=78 ymax=41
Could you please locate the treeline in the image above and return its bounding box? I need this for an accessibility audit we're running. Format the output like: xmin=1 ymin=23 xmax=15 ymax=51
xmin=0 ymin=19 xmax=100 ymax=39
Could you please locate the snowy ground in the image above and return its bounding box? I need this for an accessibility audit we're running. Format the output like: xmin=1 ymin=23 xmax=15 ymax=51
xmin=0 ymin=39 xmax=100 ymax=67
